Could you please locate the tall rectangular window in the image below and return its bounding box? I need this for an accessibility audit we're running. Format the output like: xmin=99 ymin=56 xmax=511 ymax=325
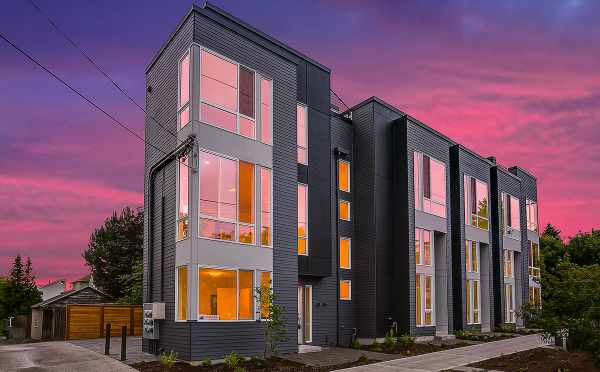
xmin=505 ymin=283 xmax=515 ymax=323
xmin=414 ymin=152 xmax=446 ymax=218
xmin=502 ymin=193 xmax=521 ymax=237
xmin=178 ymin=52 xmax=190 ymax=129
xmin=260 ymin=78 xmax=272 ymax=145
xmin=340 ymin=280 xmax=351 ymax=300
xmin=338 ymin=160 xmax=350 ymax=192
xmin=340 ymin=237 xmax=351 ymax=269
xmin=177 ymin=155 xmax=189 ymax=240
xmin=238 ymin=161 xmax=255 ymax=244
xmin=416 ymin=228 xmax=434 ymax=326
xmin=529 ymin=241 xmax=540 ymax=277
xmin=177 ymin=266 xmax=187 ymax=321
xmin=259 ymin=272 xmax=271 ymax=319
xmin=297 ymin=104 xmax=308 ymax=164
xmin=529 ymin=286 xmax=541 ymax=306
xmin=198 ymin=268 xmax=237 ymax=320
xmin=464 ymin=175 xmax=489 ymax=230
xmin=526 ymin=199 xmax=538 ymax=232
xmin=260 ymin=168 xmax=272 ymax=246
xmin=238 ymin=270 xmax=254 ymax=320
xmin=298 ymin=184 xmax=308 ymax=255
xmin=339 ymin=200 xmax=351 ymax=221
xmin=503 ymin=249 xmax=514 ymax=278
xmin=466 ymin=240 xmax=480 ymax=324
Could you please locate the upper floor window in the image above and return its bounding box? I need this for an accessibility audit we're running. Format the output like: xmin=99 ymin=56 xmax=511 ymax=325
xmin=197 ymin=49 xmax=272 ymax=144
xmin=340 ymin=237 xmax=351 ymax=269
xmin=464 ymin=175 xmax=488 ymax=230
xmin=414 ymin=152 xmax=446 ymax=218
xmin=177 ymin=156 xmax=189 ymax=240
xmin=260 ymin=168 xmax=272 ymax=247
xmin=526 ymin=199 xmax=538 ymax=232
xmin=465 ymin=240 xmax=479 ymax=274
xmin=340 ymin=280 xmax=351 ymax=300
xmin=297 ymin=104 xmax=308 ymax=164
xmin=529 ymin=241 xmax=540 ymax=278
xmin=298 ymin=184 xmax=308 ymax=255
xmin=178 ymin=52 xmax=190 ymax=129
xmin=502 ymin=193 xmax=521 ymax=237
xmin=338 ymin=160 xmax=350 ymax=192
xmin=339 ymin=200 xmax=351 ymax=221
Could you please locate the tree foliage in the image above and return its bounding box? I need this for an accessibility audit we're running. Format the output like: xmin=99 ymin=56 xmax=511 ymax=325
xmin=83 ymin=207 xmax=143 ymax=300
xmin=117 ymin=257 xmax=143 ymax=304
xmin=255 ymin=281 xmax=288 ymax=358
xmin=0 ymin=255 xmax=42 ymax=317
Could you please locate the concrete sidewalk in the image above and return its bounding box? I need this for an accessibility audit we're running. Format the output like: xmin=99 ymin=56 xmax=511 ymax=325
xmin=69 ymin=336 xmax=156 ymax=365
xmin=340 ymin=334 xmax=548 ymax=372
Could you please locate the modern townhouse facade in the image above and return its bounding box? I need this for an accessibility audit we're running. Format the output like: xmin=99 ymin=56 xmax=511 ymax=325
xmin=143 ymin=3 xmax=540 ymax=360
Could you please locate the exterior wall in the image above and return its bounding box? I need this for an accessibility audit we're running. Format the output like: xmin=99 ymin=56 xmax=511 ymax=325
xmin=31 ymin=309 xmax=43 ymax=340
xmin=450 ymin=146 xmax=494 ymax=332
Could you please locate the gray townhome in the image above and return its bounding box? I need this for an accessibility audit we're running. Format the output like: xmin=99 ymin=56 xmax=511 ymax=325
xmin=143 ymin=3 xmax=541 ymax=360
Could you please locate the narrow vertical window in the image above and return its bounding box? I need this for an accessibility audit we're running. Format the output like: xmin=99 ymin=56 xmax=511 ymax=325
xmin=260 ymin=272 xmax=271 ymax=318
xmin=178 ymin=52 xmax=190 ymax=129
xmin=415 ymin=228 xmax=421 ymax=265
xmin=339 ymin=200 xmax=351 ymax=221
xmin=177 ymin=266 xmax=188 ymax=321
xmin=416 ymin=274 xmax=422 ymax=325
xmin=425 ymin=276 xmax=432 ymax=324
xmin=238 ymin=270 xmax=254 ymax=320
xmin=260 ymin=168 xmax=272 ymax=246
xmin=423 ymin=230 xmax=431 ymax=266
xmin=260 ymin=78 xmax=272 ymax=145
xmin=416 ymin=228 xmax=435 ymax=326
xmin=510 ymin=196 xmax=520 ymax=231
xmin=298 ymin=184 xmax=308 ymax=255
xmin=527 ymin=200 xmax=538 ymax=232
xmin=297 ymin=104 xmax=308 ymax=164
xmin=239 ymin=67 xmax=256 ymax=139
xmin=340 ymin=237 xmax=351 ymax=269
xmin=529 ymin=241 xmax=540 ymax=277
xmin=466 ymin=240 xmax=480 ymax=324
xmin=238 ymin=161 xmax=255 ymax=244
xmin=473 ymin=280 xmax=479 ymax=323
xmin=177 ymin=156 xmax=189 ymax=240
xmin=340 ymin=280 xmax=351 ymax=300
xmin=423 ymin=155 xmax=431 ymax=199
xmin=414 ymin=153 xmax=422 ymax=210
xmin=338 ymin=160 xmax=350 ymax=192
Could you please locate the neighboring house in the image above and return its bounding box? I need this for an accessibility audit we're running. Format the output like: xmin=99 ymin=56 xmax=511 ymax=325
xmin=38 ymin=279 xmax=66 ymax=301
xmin=143 ymin=3 xmax=540 ymax=359
xmin=72 ymin=274 xmax=95 ymax=290
xmin=30 ymin=286 xmax=111 ymax=340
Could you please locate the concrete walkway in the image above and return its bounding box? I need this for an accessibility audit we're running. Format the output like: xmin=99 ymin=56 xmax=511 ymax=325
xmin=340 ymin=334 xmax=548 ymax=372
xmin=0 ymin=341 xmax=137 ymax=372
xmin=283 ymin=346 xmax=399 ymax=367
xmin=69 ymin=336 xmax=157 ymax=365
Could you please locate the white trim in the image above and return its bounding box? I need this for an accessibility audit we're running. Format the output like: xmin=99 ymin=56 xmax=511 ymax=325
xmin=340 ymin=237 xmax=351 ymax=269
xmin=464 ymin=174 xmax=489 ymax=231
xmin=174 ymin=265 xmax=188 ymax=322
xmin=339 ymin=200 xmax=351 ymax=221
xmin=416 ymin=228 xmax=436 ymax=327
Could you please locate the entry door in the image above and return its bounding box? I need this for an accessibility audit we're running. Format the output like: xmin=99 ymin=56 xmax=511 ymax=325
xmin=297 ymin=285 xmax=312 ymax=344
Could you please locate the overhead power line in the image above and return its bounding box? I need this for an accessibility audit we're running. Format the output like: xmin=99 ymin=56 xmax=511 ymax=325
xmin=27 ymin=0 xmax=183 ymax=144
xmin=0 ymin=31 xmax=194 ymax=170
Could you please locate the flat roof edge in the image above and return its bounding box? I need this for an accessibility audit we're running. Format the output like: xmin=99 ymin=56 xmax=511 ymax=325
xmin=509 ymin=165 xmax=537 ymax=180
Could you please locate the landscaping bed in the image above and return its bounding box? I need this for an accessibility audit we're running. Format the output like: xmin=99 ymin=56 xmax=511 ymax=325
xmin=454 ymin=330 xmax=514 ymax=342
xmin=360 ymin=339 xmax=471 ymax=356
xmin=467 ymin=347 xmax=600 ymax=372
xmin=132 ymin=355 xmax=374 ymax=372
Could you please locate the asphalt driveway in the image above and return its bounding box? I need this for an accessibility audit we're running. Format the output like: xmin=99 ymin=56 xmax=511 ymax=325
xmin=0 ymin=341 xmax=136 ymax=372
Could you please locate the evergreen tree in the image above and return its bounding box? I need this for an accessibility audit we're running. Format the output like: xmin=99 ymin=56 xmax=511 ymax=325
xmin=0 ymin=255 xmax=42 ymax=316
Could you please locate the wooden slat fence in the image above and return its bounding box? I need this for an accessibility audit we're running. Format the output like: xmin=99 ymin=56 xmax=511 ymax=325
xmin=65 ymin=304 xmax=142 ymax=340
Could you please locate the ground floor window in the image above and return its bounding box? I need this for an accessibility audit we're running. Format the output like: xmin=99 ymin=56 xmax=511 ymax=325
xmin=466 ymin=279 xmax=480 ymax=324
xmin=415 ymin=228 xmax=435 ymax=327
xmin=176 ymin=266 xmax=188 ymax=321
xmin=416 ymin=273 xmax=434 ymax=326
xmin=504 ymin=283 xmax=515 ymax=323
xmin=529 ymin=285 xmax=541 ymax=307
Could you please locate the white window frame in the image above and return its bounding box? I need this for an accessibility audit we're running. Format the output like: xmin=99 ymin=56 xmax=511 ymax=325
xmin=340 ymin=280 xmax=352 ymax=301
xmin=339 ymin=200 xmax=351 ymax=221
xmin=414 ymin=152 xmax=446 ymax=218
xmin=502 ymin=192 xmax=521 ymax=239
xmin=197 ymin=46 xmax=273 ymax=144
xmin=297 ymin=103 xmax=308 ymax=165
xmin=175 ymin=265 xmax=188 ymax=322
xmin=176 ymin=154 xmax=190 ymax=242
xmin=177 ymin=49 xmax=191 ymax=130
xmin=340 ymin=237 xmax=351 ymax=269
xmin=416 ymin=228 xmax=435 ymax=327
xmin=466 ymin=240 xmax=481 ymax=325
xmin=526 ymin=199 xmax=538 ymax=232
xmin=503 ymin=249 xmax=516 ymax=323
xmin=338 ymin=160 xmax=351 ymax=192
xmin=528 ymin=241 xmax=541 ymax=278
xmin=464 ymin=175 xmax=489 ymax=231
xmin=197 ymin=148 xmax=260 ymax=246
xmin=298 ymin=183 xmax=309 ymax=256
xmin=259 ymin=167 xmax=273 ymax=248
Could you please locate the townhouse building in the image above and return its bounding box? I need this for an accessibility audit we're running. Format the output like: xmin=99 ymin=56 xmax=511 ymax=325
xmin=143 ymin=3 xmax=540 ymax=359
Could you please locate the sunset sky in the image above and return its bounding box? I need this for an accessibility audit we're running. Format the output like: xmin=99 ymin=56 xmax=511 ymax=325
xmin=1 ymin=1 xmax=599 ymax=284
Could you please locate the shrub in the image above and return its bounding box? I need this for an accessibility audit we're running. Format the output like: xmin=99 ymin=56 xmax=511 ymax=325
xmin=349 ymin=339 xmax=360 ymax=349
xmin=495 ymin=323 xmax=516 ymax=334
xmin=250 ymin=356 xmax=266 ymax=368
xmin=233 ymin=367 xmax=246 ymax=372
xmin=397 ymin=334 xmax=416 ymax=347
xmin=357 ymin=355 xmax=369 ymax=364
xmin=225 ymin=352 xmax=243 ymax=369
xmin=159 ymin=350 xmax=177 ymax=370
xmin=454 ymin=330 xmax=476 ymax=340
xmin=369 ymin=341 xmax=384 ymax=352
xmin=383 ymin=327 xmax=397 ymax=348
xmin=200 ymin=358 xmax=211 ymax=367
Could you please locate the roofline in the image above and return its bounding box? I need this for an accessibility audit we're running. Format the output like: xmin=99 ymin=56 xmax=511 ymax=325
xmin=508 ymin=165 xmax=537 ymax=180
xmin=146 ymin=2 xmax=330 ymax=74
xmin=39 ymin=278 xmax=66 ymax=288
xmin=452 ymin=144 xmax=495 ymax=166
xmin=31 ymin=286 xmax=111 ymax=308
xmin=494 ymin=164 xmax=522 ymax=182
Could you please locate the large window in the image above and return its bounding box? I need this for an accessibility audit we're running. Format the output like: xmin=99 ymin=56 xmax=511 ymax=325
xmin=197 ymin=268 xmax=257 ymax=321
xmin=464 ymin=175 xmax=489 ymax=230
xmin=414 ymin=152 xmax=446 ymax=218
xmin=178 ymin=52 xmax=190 ymax=129
xmin=339 ymin=200 xmax=351 ymax=221
xmin=260 ymin=168 xmax=272 ymax=246
xmin=340 ymin=280 xmax=351 ymax=300
xmin=465 ymin=240 xmax=480 ymax=324
xmin=416 ymin=228 xmax=434 ymax=326
xmin=176 ymin=266 xmax=187 ymax=321
xmin=198 ymin=49 xmax=272 ymax=143
xmin=338 ymin=160 xmax=350 ymax=192
xmin=297 ymin=104 xmax=308 ymax=164
xmin=177 ymin=156 xmax=189 ymax=240
xmin=502 ymin=193 xmax=521 ymax=237
xmin=526 ymin=199 xmax=538 ymax=232
xmin=298 ymin=184 xmax=308 ymax=255
xmin=340 ymin=237 xmax=351 ymax=269
xmin=529 ymin=241 xmax=540 ymax=278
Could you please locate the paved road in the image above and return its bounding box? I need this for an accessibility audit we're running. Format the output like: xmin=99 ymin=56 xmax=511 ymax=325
xmin=341 ymin=334 xmax=548 ymax=372
xmin=0 ymin=341 xmax=136 ymax=372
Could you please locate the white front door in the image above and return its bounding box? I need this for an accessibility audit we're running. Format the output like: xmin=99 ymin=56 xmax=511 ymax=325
xmin=297 ymin=285 xmax=312 ymax=344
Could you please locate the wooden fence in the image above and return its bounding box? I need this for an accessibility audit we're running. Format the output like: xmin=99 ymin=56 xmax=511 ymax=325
xmin=65 ymin=304 xmax=142 ymax=340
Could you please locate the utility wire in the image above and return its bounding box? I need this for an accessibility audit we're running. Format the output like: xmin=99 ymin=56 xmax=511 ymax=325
xmin=0 ymin=31 xmax=194 ymax=170
xmin=330 ymin=88 xmax=350 ymax=112
xmin=27 ymin=0 xmax=183 ymax=144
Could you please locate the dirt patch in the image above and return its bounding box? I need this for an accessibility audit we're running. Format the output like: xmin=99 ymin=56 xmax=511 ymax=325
xmin=361 ymin=341 xmax=471 ymax=356
xmin=468 ymin=347 xmax=600 ymax=372
xmin=132 ymin=356 xmax=374 ymax=371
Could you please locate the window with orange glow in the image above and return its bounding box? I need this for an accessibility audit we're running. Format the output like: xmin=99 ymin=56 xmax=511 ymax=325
xmin=298 ymin=184 xmax=308 ymax=255
xmin=339 ymin=200 xmax=350 ymax=221
xmin=416 ymin=228 xmax=435 ymax=326
xmin=177 ymin=156 xmax=189 ymax=240
xmin=260 ymin=168 xmax=272 ymax=246
xmin=177 ymin=266 xmax=187 ymax=321
xmin=260 ymin=272 xmax=271 ymax=319
xmin=340 ymin=280 xmax=351 ymax=300
xmin=338 ymin=160 xmax=350 ymax=192
xmin=297 ymin=104 xmax=308 ymax=164
xmin=339 ymin=237 xmax=351 ymax=269
xmin=198 ymin=268 xmax=237 ymax=320
xmin=238 ymin=161 xmax=255 ymax=244
xmin=238 ymin=270 xmax=254 ymax=320
xmin=178 ymin=52 xmax=190 ymax=129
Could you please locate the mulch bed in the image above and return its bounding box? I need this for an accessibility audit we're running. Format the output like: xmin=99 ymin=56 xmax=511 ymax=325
xmin=361 ymin=341 xmax=471 ymax=356
xmin=455 ymin=333 xmax=514 ymax=342
xmin=468 ymin=347 xmax=600 ymax=372
xmin=132 ymin=356 xmax=374 ymax=371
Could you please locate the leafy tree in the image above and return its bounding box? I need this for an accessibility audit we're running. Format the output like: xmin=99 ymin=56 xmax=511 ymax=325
xmin=543 ymin=224 xmax=562 ymax=241
xmin=255 ymin=281 xmax=287 ymax=358
xmin=83 ymin=207 xmax=143 ymax=299
xmin=0 ymin=255 xmax=42 ymax=317
xmin=540 ymin=225 xmax=567 ymax=274
xmin=117 ymin=257 xmax=142 ymax=304
xmin=566 ymin=229 xmax=600 ymax=267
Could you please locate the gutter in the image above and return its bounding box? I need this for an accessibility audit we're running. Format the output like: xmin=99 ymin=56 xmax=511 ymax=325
xmin=147 ymin=135 xmax=195 ymax=302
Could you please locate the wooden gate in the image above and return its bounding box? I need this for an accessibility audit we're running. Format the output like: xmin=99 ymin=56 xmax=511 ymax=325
xmin=65 ymin=304 xmax=142 ymax=340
